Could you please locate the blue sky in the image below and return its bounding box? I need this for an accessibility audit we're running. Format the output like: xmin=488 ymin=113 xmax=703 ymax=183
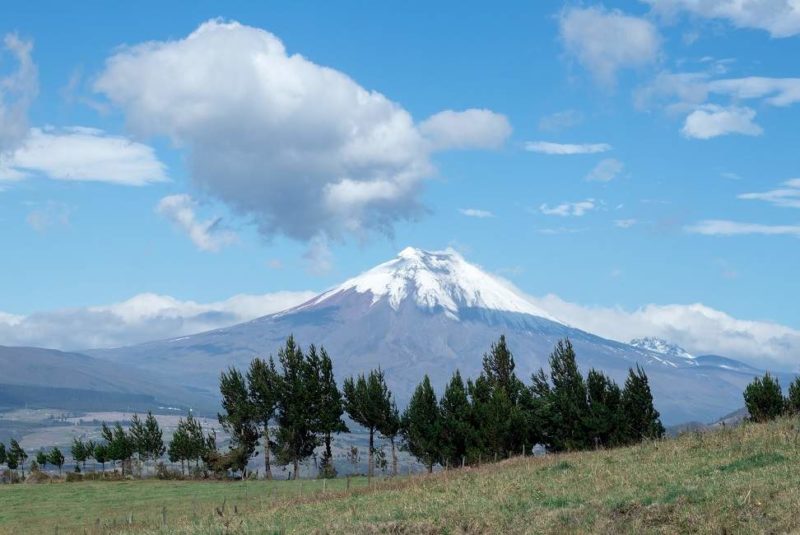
xmin=1 ymin=1 xmax=799 ymax=367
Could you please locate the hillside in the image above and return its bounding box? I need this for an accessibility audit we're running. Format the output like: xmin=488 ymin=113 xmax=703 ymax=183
xmin=2 ymin=417 xmax=799 ymax=534
xmin=0 ymin=346 xmax=218 ymax=412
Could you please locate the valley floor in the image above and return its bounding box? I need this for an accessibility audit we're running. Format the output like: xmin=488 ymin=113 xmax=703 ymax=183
xmin=2 ymin=417 xmax=800 ymax=534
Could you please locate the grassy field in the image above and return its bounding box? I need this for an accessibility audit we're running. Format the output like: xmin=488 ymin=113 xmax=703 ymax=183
xmin=3 ymin=417 xmax=800 ymax=534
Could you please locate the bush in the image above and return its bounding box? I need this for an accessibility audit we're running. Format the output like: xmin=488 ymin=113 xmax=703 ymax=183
xmin=65 ymin=472 xmax=84 ymax=483
xmin=0 ymin=469 xmax=21 ymax=484
xmin=25 ymin=470 xmax=51 ymax=484
xmin=156 ymin=462 xmax=185 ymax=480
xmin=744 ymin=373 xmax=785 ymax=422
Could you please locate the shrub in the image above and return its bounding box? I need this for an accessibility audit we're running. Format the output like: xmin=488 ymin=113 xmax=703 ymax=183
xmin=65 ymin=472 xmax=84 ymax=483
xmin=0 ymin=469 xmax=21 ymax=484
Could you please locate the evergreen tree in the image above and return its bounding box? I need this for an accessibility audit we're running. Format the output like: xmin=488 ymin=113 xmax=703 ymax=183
xmin=481 ymin=335 xmax=523 ymax=401
xmin=378 ymin=400 xmax=401 ymax=477
xmin=129 ymin=414 xmax=147 ymax=460
xmin=621 ymin=365 xmax=665 ymax=441
xmin=0 ymin=442 xmax=5 ymax=465
xmin=402 ymin=375 xmax=440 ymax=472
xmin=273 ymin=336 xmax=319 ymax=479
xmin=71 ymin=438 xmax=88 ymax=471
xmin=9 ymin=439 xmax=26 ymax=477
xmin=467 ymin=375 xmax=509 ymax=460
xmin=35 ymin=450 xmax=48 ymax=470
xmin=439 ymin=370 xmax=474 ymax=467
xmin=48 ymin=447 xmax=65 ymax=474
xmin=93 ymin=443 xmax=109 ymax=473
xmin=112 ymin=423 xmax=135 ymax=475
xmin=743 ymin=372 xmax=785 ymax=423
xmin=585 ymin=369 xmax=623 ymax=448
xmin=143 ymin=412 xmax=165 ymax=461
xmin=100 ymin=423 xmax=116 ymax=471
xmin=785 ymin=377 xmax=800 ymax=414
xmin=218 ymin=366 xmax=258 ymax=476
xmin=343 ymin=368 xmax=393 ymax=478
xmin=85 ymin=440 xmax=97 ymax=470
xmin=185 ymin=413 xmax=208 ymax=468
xmin=168 ymin=420 xmax=191 ymax=474
xmin=310 ymin=346 xmax=348 ymax=478
xmin=247 ymin=355 xmax=280 ymax=479
xmin=547 ymin=339 xmax=590 ymax=451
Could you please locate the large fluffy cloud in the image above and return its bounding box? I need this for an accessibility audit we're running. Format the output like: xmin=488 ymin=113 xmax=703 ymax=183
xmin=93 ymin=20 xmax=510 ymax=242
xmin=644 ymin=0 xmax=800 ymax=38
xmin=559 ymin=6 xmax=661 ymax=87
xmin=0 ymin=291 xmax=316 ymax=350
xmin=0 ymin=127 xmax=167 ymax=185
xmin=0 ymin=34 xmax=37 ymax=154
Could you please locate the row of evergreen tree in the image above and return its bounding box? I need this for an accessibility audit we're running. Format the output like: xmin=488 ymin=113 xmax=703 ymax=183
xmin=214 ymin=335 xmax=665 ymax=479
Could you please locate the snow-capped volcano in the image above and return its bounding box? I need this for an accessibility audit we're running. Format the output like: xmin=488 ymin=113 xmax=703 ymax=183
xmin=296 ymin=247 xmax=560 ymax=322
xmin=87 ymin=246 xmax=791 ymax=426
xmin=630 ymin=337 xmax=694 ymax=360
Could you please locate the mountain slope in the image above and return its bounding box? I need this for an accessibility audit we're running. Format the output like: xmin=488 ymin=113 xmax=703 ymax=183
xmin=0 ymin=345 xmax=217 ymax=412
xmin=87 ymin=247 xmax=782 ymax=424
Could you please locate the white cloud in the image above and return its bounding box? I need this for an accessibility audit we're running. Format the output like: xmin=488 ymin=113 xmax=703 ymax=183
xmin=26 ymin=201 xmax=72 ymax=232
xmin=0 ymin=127 xmax=167 ymax=185
xmin=739 ymin=178 xmax=800 ymax=208
xmin=419 ymin=109 xmax=511 ymax=150
xmin=459 ymin=208 xmax=494 ymax=218
xmin=524 ymin=141 xmax=612 ymax=155
xmin=559 ymin=6 xmax=661 ymax=87
xmin=586 ymin=158 xmax=625 ymax=181
xmin=681 ymin=105 xmax=762 ymax=139
xmin=540 ymin=199 xmax=596 ymax=217
xmin=0 ymin=34 xmax=37 ymax=154
xmin=615 ymin=218 xmax=637 ymax=228
xmin=156 ymin=194 xmax=238 ymax=252
xmin=0 ymin=291 xmax=316 ymax=350
xmin=644 ymin=0 xmax=800 ymax=38
xmin=530 ymin=294 xmax=800 ymax=370
xmin=538 ymin=110 xmax=584 ymax=132
xmin=686 ymin=219 xmax=800 ymax=236
xmin=93 ymin=19 xmax=506 ymax=243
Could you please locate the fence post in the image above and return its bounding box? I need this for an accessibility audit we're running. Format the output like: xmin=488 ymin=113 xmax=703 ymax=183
xmin=346 ymin=475 xmax=351 ymax=491
xmin=461 ymin=456 xmax=465 ymax=469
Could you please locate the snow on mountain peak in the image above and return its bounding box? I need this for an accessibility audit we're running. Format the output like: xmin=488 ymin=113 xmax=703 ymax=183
xmin=302 ymin=247 xmax=561 ymax=322
xmin=630 ymin=337 xmax=694 ymax=360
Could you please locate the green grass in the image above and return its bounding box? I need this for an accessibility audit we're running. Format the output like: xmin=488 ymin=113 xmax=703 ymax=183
xmin=3 ymin=417 xmax=800 ymax=534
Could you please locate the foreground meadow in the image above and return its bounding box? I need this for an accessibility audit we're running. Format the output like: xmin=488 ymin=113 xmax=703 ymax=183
xmin=3 ymin=417 xmax=800 ymax=534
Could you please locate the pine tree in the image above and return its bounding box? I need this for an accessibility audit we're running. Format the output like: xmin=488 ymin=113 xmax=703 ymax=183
xmin=0 ymin=442 xmax=6 ymax=465
xmin=743 ymin=372 xmax=785 ymax=423
xmin=169 ymin=420 xmax=191 ymax=474
xmin=785 ymin=377 xmax=800 ymax=414
xmin=9 ymin=439 xmax=26 ymax=477
xmin=343 ymin=368 xmax=393 ymax=478
xmin=378 ymin=400 xmax=401 ymax=477
xmin=273 ymin=336 xmax=319 ymax=479
xmin=548 ymin=339 xmax=590 ymax=451
xmin=36 ymin=450 xmax=48 ymax=470
xmin=112 ymin=423 xmax=135 ymax=475
xmin=218 ymin=366 xmax=259 ymax=476
xmin=247 ymin=355 xmax=280 ymax=479
xmin=185 ymin=413 xmax=208 ymax=469
xmin=621 ymin=365 xmax=665 ymax=441
xmin=310 ymin=346 xmax=348 ymax=478
xmin=129 ymin=414 xmax=147 ymax=461
xmin=402 ymin=375 xmax=440 ymax=472
xmin=49 ymin=447 xmax=65 ymax=474
xmin=481 ymin=335 xmax=522 ymax=401
xmin=585 ymin=369 xmax=623 ymax=448
xmin=101 ymin=423 xmax=116 ymax=471
xmin=93 ymin=443 xmax=109 ymax=473
xmin=439 ymin=370 xmax=474 ymax=467
xmin=143 ymin=412 xmax=165 ymax=462
xmin=71 ymin=438 xmax=88 ymax=471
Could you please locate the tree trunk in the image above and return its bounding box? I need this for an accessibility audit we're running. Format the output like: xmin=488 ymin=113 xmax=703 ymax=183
xmin=368 ymin=428 xmax=374 ymax=480
xmin=427 ymin=462 xmax=433 ymax=474
xmin=391 ymin=437 xmax=398 ymax=477
xmin=325 ymin=432 xmax=332 ymax=462
xmin=293 ymin=457 xmax=299 ymax=480
xmin=264 ymin=429 xmax=272 ymax=480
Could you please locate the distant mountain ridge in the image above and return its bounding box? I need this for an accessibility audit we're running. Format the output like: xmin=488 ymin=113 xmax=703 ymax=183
xmin=85 ymin=247 xmax=791 ymax=425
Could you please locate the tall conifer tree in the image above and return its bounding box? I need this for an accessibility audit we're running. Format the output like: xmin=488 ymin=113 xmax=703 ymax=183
xmin=403 ymin=375 xmax=440 ymax=472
